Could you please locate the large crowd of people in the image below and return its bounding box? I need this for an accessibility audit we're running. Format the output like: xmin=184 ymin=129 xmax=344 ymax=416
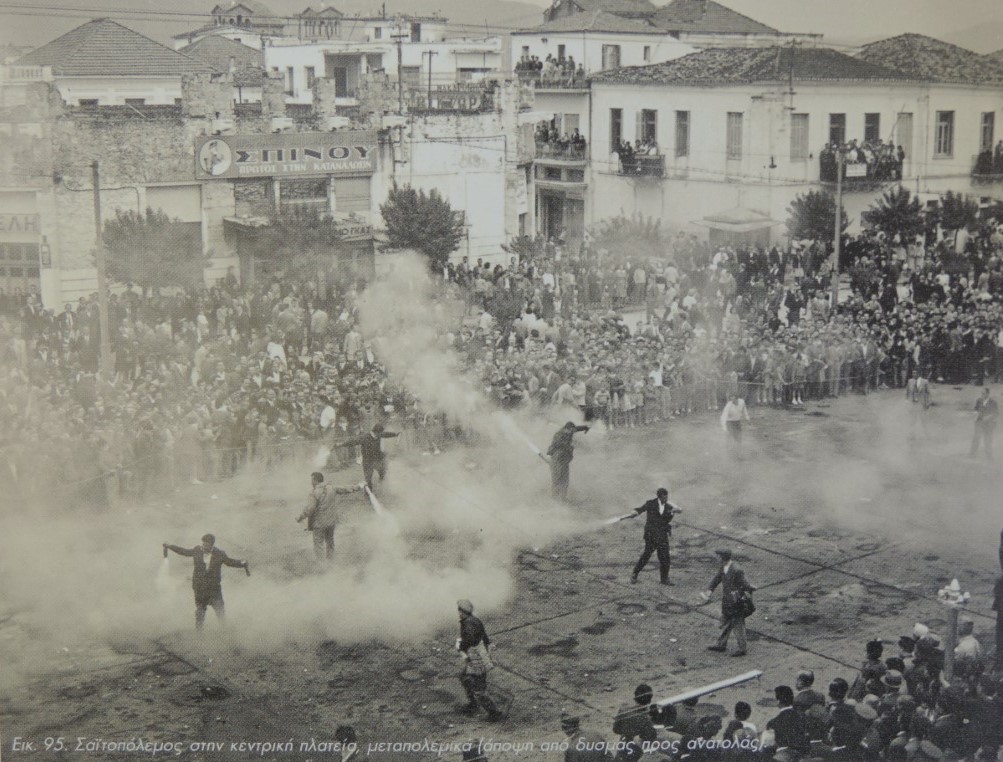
xmin=560 ymin=615 xmax=1000 ymax=761
xmin=516 ymin=53 xmax=587 ymax=87
xmin=4 ymin=211 xmax=1003 ymax=510
xmin=820 ymin=140 xmax=906 ymax=183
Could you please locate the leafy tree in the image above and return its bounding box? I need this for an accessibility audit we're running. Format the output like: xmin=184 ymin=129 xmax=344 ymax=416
xmin=380 ymin=184 xmax=465 ymax=271
xmin=939 ymin=190 xmax=979 ymax=244
xmin=245 ymin=205 xmax=346 ymax=282
xmin=861 ymin=186 xmax=926 ymax=242
xmin=102 ymin=207 xmax=205 ymax=295
xmin=502 ymin=234 xmax=545 ymax=260
xmin=786 ymin=190 xmax=848 ymax=243
xmin=588 ymin=213 xmax=664 ymax=263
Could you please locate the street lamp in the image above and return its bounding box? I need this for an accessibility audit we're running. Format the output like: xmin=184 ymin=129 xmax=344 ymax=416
xmin=937 ymin=578 xmax=971 ymax=683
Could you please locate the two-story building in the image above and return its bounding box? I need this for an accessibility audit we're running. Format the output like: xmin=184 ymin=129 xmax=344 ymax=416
xmin=584 ymin=43 xmax=1003 ymax=244
xmin=173 ymin=0 xmax=289 ymax=50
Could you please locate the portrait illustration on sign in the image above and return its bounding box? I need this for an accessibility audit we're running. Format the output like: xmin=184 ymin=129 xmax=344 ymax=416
xmin=198 ymin=139 xmax=232 ymax=177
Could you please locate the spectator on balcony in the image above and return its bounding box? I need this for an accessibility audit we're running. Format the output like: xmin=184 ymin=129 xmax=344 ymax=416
xmin=615 ymin=140 xmax=636 ymax=174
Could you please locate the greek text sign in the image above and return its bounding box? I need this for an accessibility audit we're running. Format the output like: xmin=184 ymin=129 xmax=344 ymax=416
xmin=0 ymin=214 xmax=40 ymax=234
xmin=195 ymin=131 xmax=377 ymax=179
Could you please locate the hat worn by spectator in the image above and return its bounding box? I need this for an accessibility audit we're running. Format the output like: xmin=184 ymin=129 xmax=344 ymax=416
xmin=883 ymin=670 xmax=903 ymax=688
xmin=715 ymin=549 xmax=732 ymax=561
xmin=457 ymin=599 xmax=474 ymax=614
xmin=854 ymin=703 xmax=878 ymax=722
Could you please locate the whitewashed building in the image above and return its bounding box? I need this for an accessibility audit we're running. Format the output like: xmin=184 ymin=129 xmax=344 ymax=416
xmin=584 ymin=42 xmax=1003 ymax=244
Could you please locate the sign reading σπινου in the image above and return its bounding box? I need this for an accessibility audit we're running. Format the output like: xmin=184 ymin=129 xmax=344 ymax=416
xmin=195 ymin=131 xmax=377 ymax=179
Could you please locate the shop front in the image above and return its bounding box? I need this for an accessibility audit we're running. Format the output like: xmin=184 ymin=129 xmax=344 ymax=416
xmin=0 ymin=207 xmax=43 ymax=315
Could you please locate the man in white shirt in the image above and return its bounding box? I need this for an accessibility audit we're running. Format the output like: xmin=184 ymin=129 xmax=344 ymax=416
xmin=720 ymin=393 xmax=751 ymax=451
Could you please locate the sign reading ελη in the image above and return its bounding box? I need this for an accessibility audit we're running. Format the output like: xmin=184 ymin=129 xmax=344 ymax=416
xmin=195 ymin=130 xmax=377 ymax=179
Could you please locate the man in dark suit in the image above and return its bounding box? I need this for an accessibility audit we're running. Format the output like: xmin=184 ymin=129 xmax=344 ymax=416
xmin=335 ymin=422 xmax=401 ymax=490
xmin=766 ymin=685 xmax=810 ymax=757
xmin=163 ymin=533 xmax=248 ymax=630
xmin=546 ymin=421 xmax=589 ymax=500
xmin=703 ymin=548 xmax=755 ymax=656
xmin=630 ymin=487 xmax=680 ymax=585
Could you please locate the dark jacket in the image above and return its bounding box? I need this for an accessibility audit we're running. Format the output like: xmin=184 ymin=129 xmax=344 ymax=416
xmin=547 ymin=425 xmax=588 ymax=463
xmin=767 ymin=706 xmax=809 ymax=753
xmin=708 ymin=563 xmax=755 ymax=618
xmin=166 ymin=545 xmax=244 ymax=598
xmin=340 ymin=430 xmax=398 ymax=462
xmin=458 ymin=614 xmax=491 ymax=652
xmin=634 ymin=497 xmax=677 ymax=541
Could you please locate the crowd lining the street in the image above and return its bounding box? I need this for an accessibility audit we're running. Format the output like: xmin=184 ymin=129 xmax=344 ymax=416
xmin=3 ymin=216 xmax=1003 ymax=508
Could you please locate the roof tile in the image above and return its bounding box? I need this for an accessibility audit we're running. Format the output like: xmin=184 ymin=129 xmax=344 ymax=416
xmin=591 ymin=46 xmax=912 ymax=85
xmin=857 ymin=33 xmax=1003 ymax=85
xmin=650 ymin=0 xmax=778 ymax=35
xmin=18 ymin=18 xmax=213 ymax=77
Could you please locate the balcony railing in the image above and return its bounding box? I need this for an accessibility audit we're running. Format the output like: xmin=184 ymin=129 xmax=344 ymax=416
xmin=972 ymin=150 xmax=1003 ymax=181
xmin=819 ymin=147 xmax=904 ymax=183
xmin=535 ymin=141 xmax=587 ymax=161
xmin=617 ymin=153 xmax=665 ymax=178
xmin=516 ymin=70 xmax=588 ymax=90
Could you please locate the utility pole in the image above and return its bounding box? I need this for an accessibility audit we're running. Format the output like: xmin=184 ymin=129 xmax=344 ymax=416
xmin=91 ymin=160 xmax=112 ymax=377
xmin=424 ymin=50 xmax=437 ymax=109
xmin=391 ymin=18 xmax=407 ymax=115
xmin=831 ymin=149 xmax=843 ymax=309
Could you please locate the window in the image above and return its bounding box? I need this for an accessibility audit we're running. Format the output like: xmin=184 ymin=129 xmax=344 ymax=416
xmin=643 ymin=45 xmax=651 ymax=63
xmin=601 ymin=44 xmax=621 ymax=70
xmin=864 ymin=113 xmax=880 ymax=143
xmin=306 ymin=66 xmax=316 ymax=88
xmin=557 ymin=44 xmax=566 ymax=61
xmin=374 ymin=26 xmax=382 ymax=39
xmin=410 ymin=22 xmax=421 ymax=41
xmin=639 ymin=109 xmax=657 ymax=143
xmin=726 ymin=112 xmax=743 ymax=159
xmin=981 ymin=112 xmax=995 ymax=151
xmin=610 ymin=108 xmax=622 ymax=153
xmin=78 ymin=99 xmax=98 ymax=106
xmin=285 ymin=66 xmax=295 ymax=95
xmin=125 ymin=98 xmax=146 ymax=106
xmin=790 ymin=113 xmax=809 ymax=160
xmin=828 ymin=113 xmax=846 ymax=145
xmin=675 ymin=110 xmax=689 ymax=158
xmin=935 ymin=110 xmax=954 ymax=156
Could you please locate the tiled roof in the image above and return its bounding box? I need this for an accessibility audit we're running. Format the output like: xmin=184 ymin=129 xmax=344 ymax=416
xmin=546 ymin=0 xmax=657 ymax=20
xmin=179 ymin=36 xmax=264 ymax=87
xmin=857 ymin=34 xmax=1003 ymax=85
xmin=18 ymin=18 xmax=214 ymax=77
xmin=299 ymin=6 xmax=344 ymax=17
xmin=519 ymin=10 xmax=659 ymax=34
xmin=649 ymin=0 xmax=778 ymax=35
xmin=591 ymin=46 xmax=912 ymax=85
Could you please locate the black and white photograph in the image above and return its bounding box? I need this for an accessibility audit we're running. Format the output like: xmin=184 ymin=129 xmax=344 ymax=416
xmin=2 ymin=0 xmax=1003 ymax=759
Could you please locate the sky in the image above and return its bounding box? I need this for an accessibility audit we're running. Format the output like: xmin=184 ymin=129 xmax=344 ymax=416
xmin=1 ymin=0 xmax=1003 ymax=52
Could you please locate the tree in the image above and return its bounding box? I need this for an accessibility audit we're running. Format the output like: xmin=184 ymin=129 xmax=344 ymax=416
xmin=102 ymin=207 xmax=204 ymax=295
xmin=861 ymin=186 xmax=926 ymax=242
xmin=588 ymin=213 xmax=664 ymax=263
xmin=380 ymin=184 xmax=465 ymax=271
xmin=245 ymin=205 xmax=345 ymax=281
xmin=939 ymin=190 xmax=979 ymax=245
xmin=786 ymin=190 xmax=848 ymax=243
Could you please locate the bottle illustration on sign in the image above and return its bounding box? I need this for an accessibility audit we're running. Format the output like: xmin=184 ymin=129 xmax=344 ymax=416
xmin=198 ymin=140 xmax=232 ymax=176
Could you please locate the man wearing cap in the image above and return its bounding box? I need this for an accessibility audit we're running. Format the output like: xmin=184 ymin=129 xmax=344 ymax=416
xmin=297 ymin=472 xmax=366 ymax=561
xmin=546 ymin=421 xmax=589 ymax=500
xmin=630 ymin=488 xmax=680 ymax=586
xmin=561 ymin=712 xmax=611 ymax=762
xmin=163 ymin=533 xmax=248 ymax=630
xmin=702 ymin=549 xmax=756 ymax=657
xmin=455 ymin=599 xmax=502 ymax=722
xmin=335 ymin=422 xmax=400 ymax=490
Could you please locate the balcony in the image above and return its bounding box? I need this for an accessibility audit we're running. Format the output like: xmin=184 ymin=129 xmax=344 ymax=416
xmin=516 ymin=71 xmax=588 ymax=91
xmin=535 ymin=141 xmax=587 ymax=163
xmin=972 ymin=150 xmax=1003 ymax=183
xmin=819 ymin=145 xmax=904 ymax=186
xmin=616 ymin=153 xmax=665 ymax=178
xmin=534 ymin=162 xmax=587 ymax=189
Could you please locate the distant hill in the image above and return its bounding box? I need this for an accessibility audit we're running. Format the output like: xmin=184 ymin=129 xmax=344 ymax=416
xmin=0 ymin=0 xmax=544 ymax=50
xmin=941 ymin=18 xmax=1003 ymax=55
